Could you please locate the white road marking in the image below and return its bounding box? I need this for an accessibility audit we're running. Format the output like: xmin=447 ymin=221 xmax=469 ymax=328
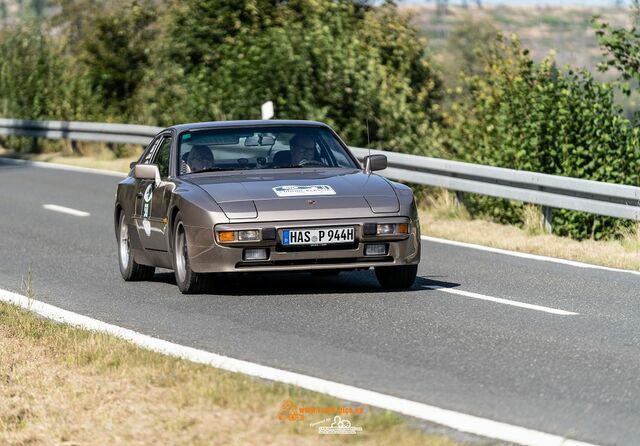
xmin=43 ymin=204 xmax=90 ymax=217
xmin=0 ymin=288 xmax=596 ymax=446
xmin=422 ymin=235 xmax=640 ymax=277
xmin=424 ymin=285 xmax=578 ymax=315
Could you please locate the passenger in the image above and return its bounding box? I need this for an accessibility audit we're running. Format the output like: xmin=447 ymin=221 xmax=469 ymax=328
xmin=290 ymin=134 xmax=318 ymax=166
xmin=185 ymin=145 xmax=214 ymax=173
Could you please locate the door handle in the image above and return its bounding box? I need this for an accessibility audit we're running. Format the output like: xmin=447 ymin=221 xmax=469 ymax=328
xmin=137 ymin=192 xmax=144 ymax=198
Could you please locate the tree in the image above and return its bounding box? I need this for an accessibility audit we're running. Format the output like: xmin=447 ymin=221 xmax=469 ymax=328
xmin=444 ymin=35 xmax=640 ymax=239
xmin=143 ymin=0 xmax=444 ymax=152
xmin=593 ymin=1 xmax=640 ymax=96
xmin=78 ymin=0 xmax=155 ymax=118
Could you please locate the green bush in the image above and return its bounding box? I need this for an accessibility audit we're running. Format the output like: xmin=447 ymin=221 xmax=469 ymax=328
xmin=0 ymin=24 xmax=64 ymax=122
xmin=443 ymin=35 xmax=640 ymax=239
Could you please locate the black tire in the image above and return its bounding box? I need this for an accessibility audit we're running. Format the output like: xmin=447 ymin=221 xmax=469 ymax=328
xmin=374 ymin=264 xmax=418 ymax=289
xmin=117 ymin=211 xmax=155 ymax=281
xmin=172 ymin=211 xmax=212 ymax=294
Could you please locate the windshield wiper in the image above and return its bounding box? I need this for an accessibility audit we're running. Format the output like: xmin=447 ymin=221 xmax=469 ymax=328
xmin=270 ymin=164 xmax=327 ymax=169
xmin=185 ymin=167 xmax=243 ymax=174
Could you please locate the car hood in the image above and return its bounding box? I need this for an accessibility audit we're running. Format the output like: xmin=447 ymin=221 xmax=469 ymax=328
xmin=186 ymin=168 xmax=399 ymax=220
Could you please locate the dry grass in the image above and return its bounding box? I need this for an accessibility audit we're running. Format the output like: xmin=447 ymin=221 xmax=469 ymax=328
xmin=521 ymin=204 xmax=546 ymax=236
xmin=0 ymin=301 xmax=460 ymax=446
xmin=420 ymin=191 xmax=640 ymax=271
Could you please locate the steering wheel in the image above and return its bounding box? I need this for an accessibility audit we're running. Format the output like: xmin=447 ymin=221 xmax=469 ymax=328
xmin=297 ymin=159 xmax=325 ymax=167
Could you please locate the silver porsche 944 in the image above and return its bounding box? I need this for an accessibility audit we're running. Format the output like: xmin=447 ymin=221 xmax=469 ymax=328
xmin=114 ymin=120 xmax=421 ymax=293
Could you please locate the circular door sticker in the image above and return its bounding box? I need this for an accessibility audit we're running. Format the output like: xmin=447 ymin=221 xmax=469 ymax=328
xmin=142 ymin=184 xmax=153 ymax=220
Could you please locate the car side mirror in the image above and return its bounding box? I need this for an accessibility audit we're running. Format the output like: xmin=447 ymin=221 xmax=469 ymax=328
xmin=134 ymin=164 xmax=161 ymax=186
xmin=364 ymin=155 xmax=387 ymax=173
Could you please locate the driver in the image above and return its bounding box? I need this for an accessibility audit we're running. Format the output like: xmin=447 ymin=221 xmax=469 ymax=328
xmin=290 ymin=134 xmax=318 ymax=166
xmin=186 ymin=144 xmax=214 ymax=173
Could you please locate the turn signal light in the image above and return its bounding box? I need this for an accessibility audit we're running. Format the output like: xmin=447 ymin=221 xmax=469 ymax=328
xmin=218 ymin=231 xmax=235 ymax=242
xmin=398 ymin=223 xmax=409 ymax=234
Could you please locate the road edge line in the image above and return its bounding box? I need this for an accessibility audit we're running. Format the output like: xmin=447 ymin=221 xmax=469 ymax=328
xmin=422 ymin=235 xmax=640 ymax=277
xmin=0 ymin=287 xmax=597 ymax=446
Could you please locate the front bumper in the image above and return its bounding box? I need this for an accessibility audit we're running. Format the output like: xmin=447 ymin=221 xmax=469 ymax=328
xmin=186 ymin=217 xmax=420 ymax=273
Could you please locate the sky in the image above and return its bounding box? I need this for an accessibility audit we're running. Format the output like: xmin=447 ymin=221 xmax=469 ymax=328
xmin=400 ymin=1 xmax=630 ymax=6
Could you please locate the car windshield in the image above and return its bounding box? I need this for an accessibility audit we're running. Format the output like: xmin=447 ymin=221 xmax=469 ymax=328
xmin=177 ymin=126 xmax=358 ymax=175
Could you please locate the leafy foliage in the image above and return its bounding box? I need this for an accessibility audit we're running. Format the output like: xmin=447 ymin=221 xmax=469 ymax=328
xmin=144 ymin=0 xmax=444 ymax=152
xmin=443 ymin=35 xmax=640 ymax=239
xmin=79 ymin=0 xmax=155 ymax=118
xmin=593 ymin=1 xmax=640 ymax=96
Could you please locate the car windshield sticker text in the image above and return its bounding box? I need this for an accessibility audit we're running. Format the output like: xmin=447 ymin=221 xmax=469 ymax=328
xmin=142 ymin=184 xmax=153 ymax=220
xmin=273 ymin=185 xmax=336 ymax=197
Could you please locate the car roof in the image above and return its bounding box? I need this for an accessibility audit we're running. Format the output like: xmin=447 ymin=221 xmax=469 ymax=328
xmin=167 ymin=119 xmax=332 ymax=133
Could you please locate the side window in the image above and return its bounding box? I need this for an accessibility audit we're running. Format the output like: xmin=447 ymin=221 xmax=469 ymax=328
xmin=141 ymin=136 xmax=162 ymax=164
xmin=154 ymin=136 xmax=172 ymax=178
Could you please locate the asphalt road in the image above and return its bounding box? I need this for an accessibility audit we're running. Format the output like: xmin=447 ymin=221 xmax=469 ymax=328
xmin=2 ymin=159 xmax=640 ymax=445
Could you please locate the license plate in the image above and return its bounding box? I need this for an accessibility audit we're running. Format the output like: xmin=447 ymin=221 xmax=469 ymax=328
xmin=282 ymin=227 xmax=355 ymax=246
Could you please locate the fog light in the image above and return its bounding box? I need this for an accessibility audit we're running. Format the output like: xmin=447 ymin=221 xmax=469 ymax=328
xmin=244 ymin=248 xmax=268 ymax=261
xmin=218 ymin=231 xmax=235 ymax=242
xmin=376 ymin=224 xmax=395 ymax=235
xmin=365 ymin=244 xmax=387 ymax=256
xmin=238 ymin=229 xmax=260 ymax=241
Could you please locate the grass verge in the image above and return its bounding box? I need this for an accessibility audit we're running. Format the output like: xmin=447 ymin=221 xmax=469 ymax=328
xmin=0 ymin=300 xmax=461 ymax=445
xmin=420 ymin=190 xmax=640 ymax=271
xmin=0 ymin=146 xmax=138 ymax=173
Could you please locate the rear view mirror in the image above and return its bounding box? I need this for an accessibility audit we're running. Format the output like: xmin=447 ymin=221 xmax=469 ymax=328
xmin=134 ymin=164 xmax=161 ymax=186
xmin=260 ymin=136 xmax=275 ymax=145
xmin=364 ymin=155 xmax=387 ymax=173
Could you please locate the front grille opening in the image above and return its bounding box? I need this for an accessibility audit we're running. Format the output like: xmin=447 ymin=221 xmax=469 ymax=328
xmin=275 ymin=242 xmax=358 ymax=253
xmin=236 ymin=256 xmax=393 ymax=268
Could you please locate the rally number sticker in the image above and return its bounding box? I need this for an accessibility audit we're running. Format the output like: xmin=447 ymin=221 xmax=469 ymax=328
xmin=142 ymin=184 xmax=153 ymax=220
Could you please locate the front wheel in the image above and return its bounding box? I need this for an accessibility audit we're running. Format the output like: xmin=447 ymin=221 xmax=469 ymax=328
xmin=172 ymin=212 xmax=212 ymax=294
xmin=117 ymin=211 xmax=155 ymax=281
xmin=374 ymin=264 xmax=418 ymax=290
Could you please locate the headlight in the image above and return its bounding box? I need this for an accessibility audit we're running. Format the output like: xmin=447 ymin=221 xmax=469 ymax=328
xmin=238 ymin=230 xmax=260 ymax=241
xmin=375 ymin=223 xmax=410 ymax=235
xmin=376 ymin=223 xmax=396 ymax=235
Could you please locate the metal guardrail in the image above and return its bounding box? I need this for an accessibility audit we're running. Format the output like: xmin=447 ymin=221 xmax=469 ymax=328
xmin=2 ymin=118 xmax=639 ymax=227
xmin=0 ymin=118 xmax=162 ymax=145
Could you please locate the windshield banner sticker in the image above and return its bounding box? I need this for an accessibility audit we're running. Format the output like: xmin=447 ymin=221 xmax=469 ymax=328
xmin=273 ymin=185 xmax=336 ymax=197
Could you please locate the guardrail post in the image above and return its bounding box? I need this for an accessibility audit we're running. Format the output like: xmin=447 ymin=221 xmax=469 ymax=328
xmin=70 ymin=139 xmax=79 ymax=154
xmin=454 ymin=191 xmax=465 ymax=209
xmin=30 ymin=136 xmax=38 ymax=153
xmin=542 ymin=206 xmax=553 ymax=234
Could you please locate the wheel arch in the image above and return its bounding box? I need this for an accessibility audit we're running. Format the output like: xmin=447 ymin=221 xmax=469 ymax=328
xmin=167 ymin=205 xmax=181 ymax=252
xmin=114 ymin=203 xmax=124 ymax=240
